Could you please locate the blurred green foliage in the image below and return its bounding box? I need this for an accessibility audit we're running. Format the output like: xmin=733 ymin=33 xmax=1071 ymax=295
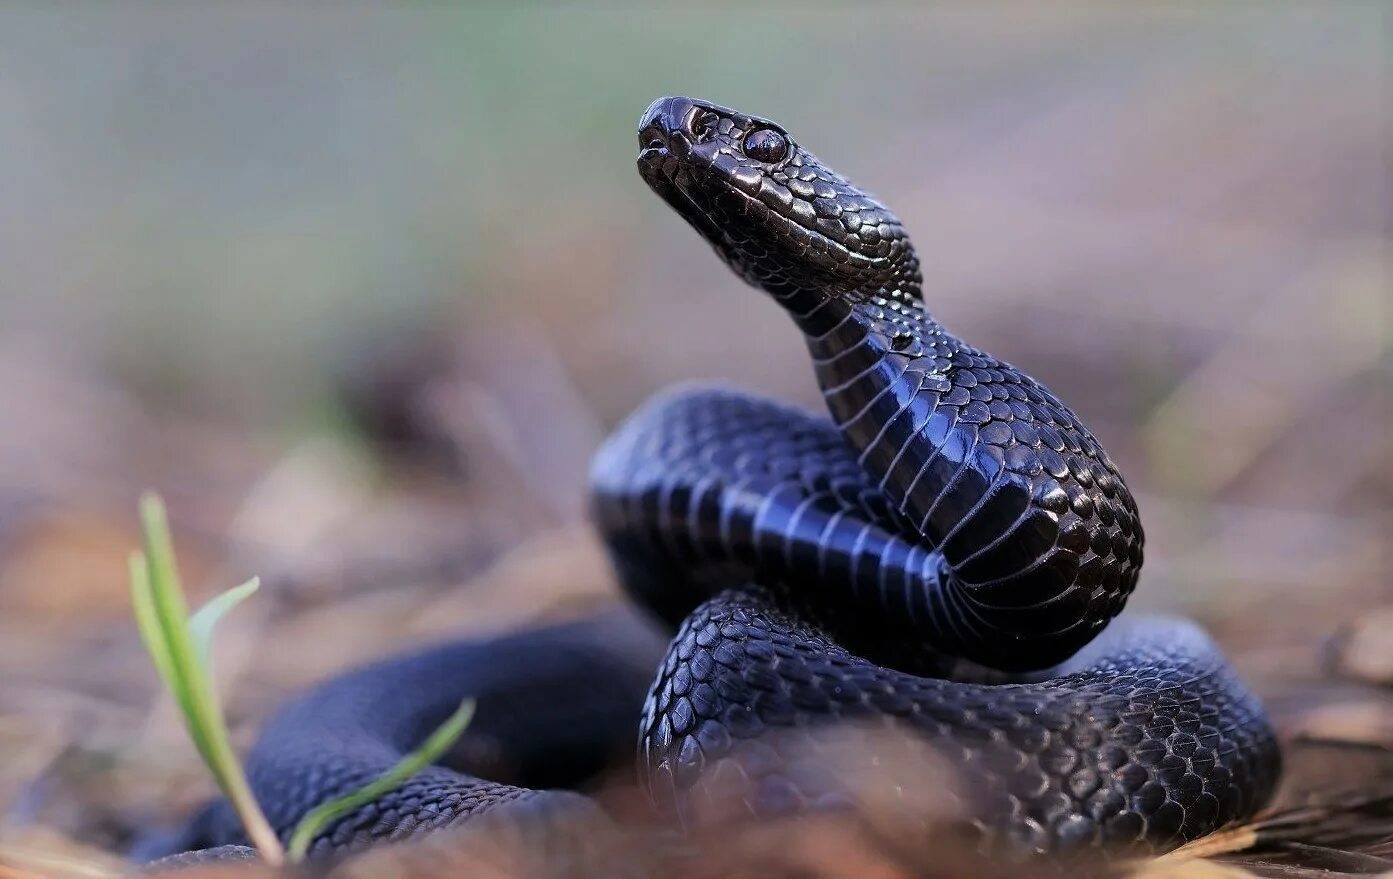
xmin=0 ymin=5 xmax=1380 ymax=436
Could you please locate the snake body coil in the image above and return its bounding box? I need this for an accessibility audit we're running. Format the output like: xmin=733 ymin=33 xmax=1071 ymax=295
xmin=160 ymin=97 xmax=1280 ymax=863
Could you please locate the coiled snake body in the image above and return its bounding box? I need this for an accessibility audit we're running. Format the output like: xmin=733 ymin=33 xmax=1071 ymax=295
xmin=160 ymin=97 xmax=1280 ymax=864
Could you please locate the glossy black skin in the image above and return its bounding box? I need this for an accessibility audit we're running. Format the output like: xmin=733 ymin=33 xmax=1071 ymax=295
xmin=600 ymin=96 xmax=1278 ymax=851
xmin=152 ymin=97 xmax=1280 ymax=865
xmin=627 ymin=96 xmax=1142 ymax=670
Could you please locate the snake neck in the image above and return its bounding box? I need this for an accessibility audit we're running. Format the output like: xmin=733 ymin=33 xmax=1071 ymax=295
xmin=799 ymin=289 xmax=958 ymax=534
xmin=800 ymin=291 xmax=981 ymax=544
xmin=798 ymin=290 xmax=1145 ymax=667
xmin=632 ymin=94 xmax=1143 ymax=668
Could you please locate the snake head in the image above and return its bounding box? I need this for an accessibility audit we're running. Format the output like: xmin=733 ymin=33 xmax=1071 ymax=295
xmin=638 ymin=96 xmax=922 ymax=313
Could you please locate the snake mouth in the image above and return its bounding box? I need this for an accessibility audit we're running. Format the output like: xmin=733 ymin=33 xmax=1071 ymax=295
xmin=636 ymin=144 xmax=668 ymax=173
xmin=638 ymin=134 xmax=666 ymax=166
xmin=639 ymin=127 xmax=667 ymax=158
xmin=638 ymin=140 xmax=734 ymax=251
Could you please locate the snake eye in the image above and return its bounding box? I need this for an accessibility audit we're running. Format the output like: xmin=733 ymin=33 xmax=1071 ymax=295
xmin=742 ymin=127 xmax=788 ymax=163
xmin=687 ymin=110 xmax=717 ymax=142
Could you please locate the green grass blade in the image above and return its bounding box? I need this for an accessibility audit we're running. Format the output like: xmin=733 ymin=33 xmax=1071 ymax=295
xmin=138 ymin=494 xmax=219 ymax=768
xmin=189 ymin=577 xmax=260 ymax=670
xmin=134 ymin=493 xmax=471 ymax=866
xmin=287 ymin=698 xmax=477 ymax=861
xmin=130 ymin=493 xmax=285 ymax=866
xmin=130 ymin=552 xmax=177 ymax=692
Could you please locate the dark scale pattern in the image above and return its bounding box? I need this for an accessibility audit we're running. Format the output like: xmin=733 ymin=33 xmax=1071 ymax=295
xmin=639 ymin=592 xmax=1279 ymax=857
xmin=591 ymin=387 xmax=956 ymax=664
xmin=162 ymin=617 xmax=661 ymax=858
xmin=805 ymin=296 xmax=1145 ymax=669
xmin=614 ymin=95 xmax=1280 ymax=852
xmin=636 ymin=96 xmax=1142 ymax=671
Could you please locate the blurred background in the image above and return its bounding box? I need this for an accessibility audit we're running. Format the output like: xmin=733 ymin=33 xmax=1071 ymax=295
xmin=0 ymin=3 xmax=1387 ymax=871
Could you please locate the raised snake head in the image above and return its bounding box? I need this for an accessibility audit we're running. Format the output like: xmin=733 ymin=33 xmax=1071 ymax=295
xmin=637 ymin=96 xmax=922 ymax=314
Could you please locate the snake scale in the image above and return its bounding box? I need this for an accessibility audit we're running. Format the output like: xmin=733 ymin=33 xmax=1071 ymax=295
xmin=153 ymin=97 xmax=1280 ymax=866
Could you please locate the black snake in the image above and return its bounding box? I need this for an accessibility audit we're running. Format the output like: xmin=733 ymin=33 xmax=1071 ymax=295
xmin=151 ymin=96 xmax=1281 ymax=866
